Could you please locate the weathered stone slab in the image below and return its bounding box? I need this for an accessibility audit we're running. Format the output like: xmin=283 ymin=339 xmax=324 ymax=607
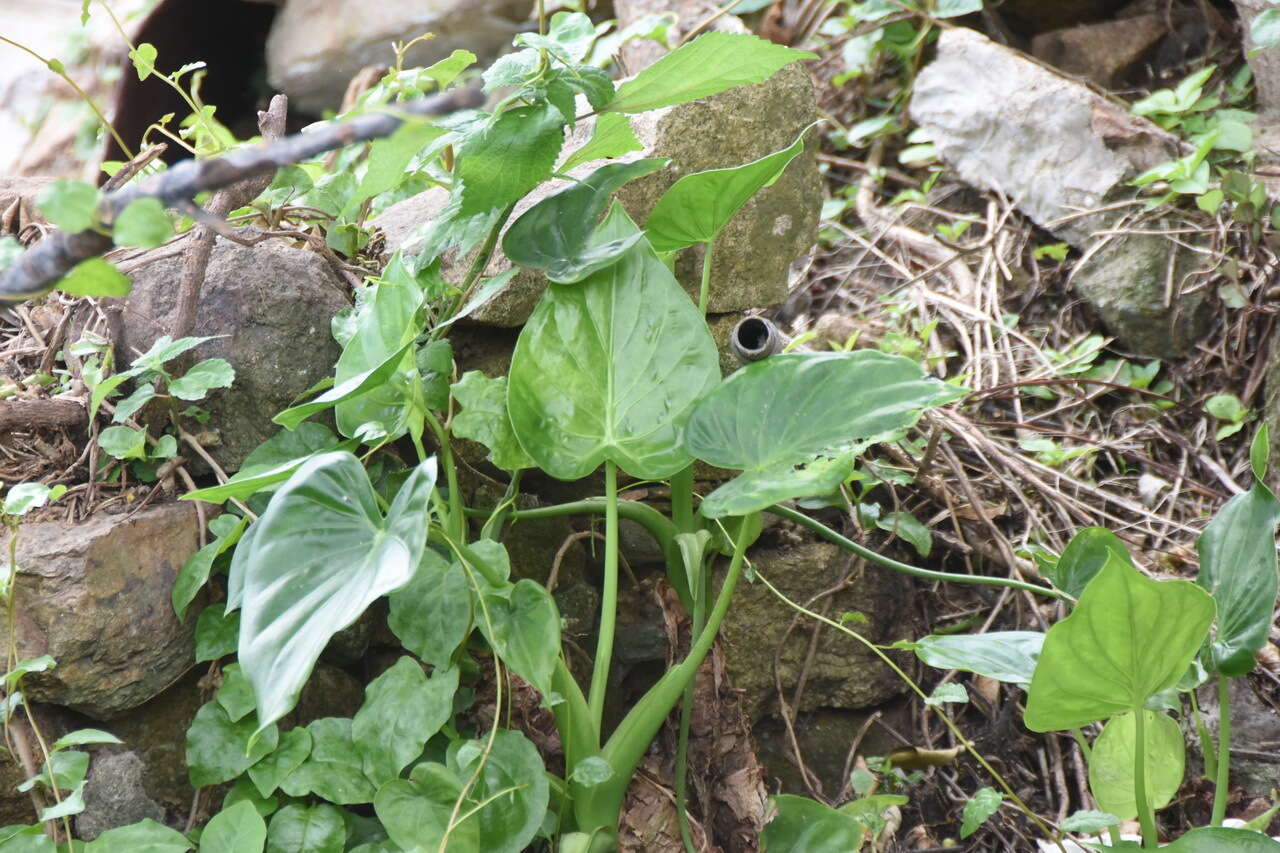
xmin=2 ymin=502 xmax=200 ymax=719
xmin=266 ymin=0 xmax=530 ymax=114
xmin=117 ymin=232 xmax=349 ymax=473
xmin=911 ymin=27 xmax=1178 ymax=247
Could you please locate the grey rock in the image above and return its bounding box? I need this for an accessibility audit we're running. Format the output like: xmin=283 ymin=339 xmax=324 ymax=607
xmin=911 ymin=27 xmax=1179 ymax=248
xmin=1195 ymin=677 xmax=1280 ymax=797
xmin=1030 ymin=14 xmax=1167 ymax=88
xmin=1236 ymin=0 xmax=1280 ymax=116
xmin=1 ymin=503 xmax=200 ymax=719
xmin=76 ymin=751 xmax=167 ymax=840
xmin=716 ymin=541 xmax=913 ymax=720
xmin=117 ymin=232 xmax=349 ymax=473
xmin=1070 ymin=233 xmax=1210 ymax=359
xmin=373 ymin=61 xmax=821 ymax=327
xmin=266 ymin=0 xmax=530 ymax=115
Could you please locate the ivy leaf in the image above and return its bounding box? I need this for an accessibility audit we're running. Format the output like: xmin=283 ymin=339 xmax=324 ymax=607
xmin=186 ymin=701 xmax=278 ymax=788
xmin=129 ymin=42 xmax=158 ymax=80
xmin=195 ymin=604 xmax=239 ymax=662
xmin=352 ymin=657 xmax=458 ymax=786
xmin=457 ymin=104 xmax=565 ymax=215
xmin=169 ymin=358 xmax=235 ymax=401
xmin=98 ymin=425 xmax=148 ymax=460
xmin=197 ymin=800 xmax=266 ymax=853
xmin=265 ymin=804 xmax=346 ymax=853
xmin=449 ymin=372 xmax=535 ymax=472
xmin=58 ymin=258 xmax=131 ymax=298
xmin=960 ymin=787 xmax=1002 ymax=838
xmin=279 ymin=718 xmax=376 ymax=804
xmin=37 ymin=179 xmax=100 ymax=232
xmin=246 ymin=727 xmax=312 ymax=799
xmin=114 ymin=198 xmax=173 ymax=248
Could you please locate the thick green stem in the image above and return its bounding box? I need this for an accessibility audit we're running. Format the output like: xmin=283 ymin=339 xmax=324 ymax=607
xmin=573 ymin=527 xmax=749 ymax=834
xmin=674 ymin=560 xmax=708 ymax=853
xmin=1134 ymin=710 xmax=1157 ymax=848
xmin=696 ymin=240 xmax=714 ymax=316
xmin=588 ymin=462 xmax=620 ymax=732
xmin=768 ymin=504 xmax=1069 ymax=601
xmin=424 ymin=410 xmax=465 ymax=541
xmin=669 ymin=465 xmax=695 ymax=533
xmin=1211 ymin=674 xmax=1231 ymax=825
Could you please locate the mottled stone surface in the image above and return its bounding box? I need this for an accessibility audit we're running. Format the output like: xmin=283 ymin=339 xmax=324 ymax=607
xmin=2 ymin=503 xmax=200 ymax=718
xmin=716 ymin=541 xmax=913 ymax=720
xmin=118 ymin=232 xmax=349 ymax=473
xmin=76 ymin=751 xmax=167 ymax=840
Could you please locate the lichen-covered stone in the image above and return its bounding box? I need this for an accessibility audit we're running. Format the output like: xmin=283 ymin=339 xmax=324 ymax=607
xmin=2 ymin=503 xmax=200 ymax=719
xmin=1070 ymin=234 xmax=1210 ymax=359
xmin=716 ymin=541 xmax=913 ymax=720
xmin=76 ymin=751 xmax=167 ymax=840
xmin=118 ymin=232 xmax=349 ymax=473
xmin=373 ymin=63 xmax=821 ymax=327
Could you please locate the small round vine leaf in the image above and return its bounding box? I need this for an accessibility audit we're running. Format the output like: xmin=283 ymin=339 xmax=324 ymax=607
xmin=1088 ymin=711 xmax=1184 ymax=821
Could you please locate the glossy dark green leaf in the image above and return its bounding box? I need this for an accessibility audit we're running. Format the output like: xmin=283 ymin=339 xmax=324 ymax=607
xmin=195 ymin=603 xmax=240 ymax=662
xmin=216 ymin=663 xmax=257 ymax=722
xmin=913 ymin=631 xmax=1044 ymax=687
xmin=449 ymin=371 xmax=534 ymax=472
xmin=265 ymin=803 xmax=345 ymax=853
xmin=1165 ymin=827 xmax=1280 ymax=851
xmin=247 ymin=727 xmax=312 ymax=798
xmin=279 ymin=718 xmax=375 ymax=804
xmin=645 ymin=128 xmax=807 ymax=252
xmin=58 ymin=258 xmax=131 ymax=298
xmin=115 ymin=198 xmax=173 ymax=248
xmin=242 ymin=424 xmax=339 ymax=471
xmin=450 ymin=730 xmax=549 ymax=853
xmin=685 ymin=351 xmax=957 ymax=517
xmin=1024 ymin=557 xmax=1215 ymax=731
xmin=503 ymin=159 xmax=668 ymax=283
xmin=1088 ymin=710 xmax=1183 ymax=821
xmin=352 ymin=657 xmax=458 ymax=786
xmin=374 ymin=763 xmax=474 ymax=853
xmin=198 ymin=800 xmax=266 ymax=853
xmin=560 ymin=113 xmax=643 ymax=172
xmin=760 ymin=794 xmax=866 ymax=852
xmin=1196 ymin=460 xmax=1280 ymax=676
xmin=1051 ymin=527 xmax=1135 ymax=599
xmin=223 ymin=777 xmax=279 ymax=819
xmin=876 ymin=510 xmax=930 ymax=557
xmin=508 ymin=204 xmax=719 ymax=480
xmin=84 ymin=819 xmax=191 ymax=853
xmin=186 ymin=702 xmax=278 ymax=788
xmin=605 ymin=32 xmax=814 ymax=114
xmin=388 ymin=549 xmax=473 ymax=669
xmin=238 ymin=453 xmax=436 ymax=731
xmin=458 ymin=104 xmax=565 ymax=215
xmin=478 ymin=579 xmax=561 ymax=699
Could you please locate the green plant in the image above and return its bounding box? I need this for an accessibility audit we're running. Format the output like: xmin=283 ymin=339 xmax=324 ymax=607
xmin=913 ymin=427 xmax=1280 ymax=850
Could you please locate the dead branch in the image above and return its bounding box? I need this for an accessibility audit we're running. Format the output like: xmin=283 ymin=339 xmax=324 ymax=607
xmin=0 ymin=87 xmax=482 ymax=305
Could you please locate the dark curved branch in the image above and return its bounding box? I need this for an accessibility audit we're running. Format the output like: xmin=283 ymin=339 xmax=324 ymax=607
xmin=0 ymin=88 xmax=483 ymax=305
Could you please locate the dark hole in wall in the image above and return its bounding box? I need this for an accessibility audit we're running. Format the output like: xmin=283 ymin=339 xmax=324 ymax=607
xmin=101 ymin=0 xmax=278 ymax=178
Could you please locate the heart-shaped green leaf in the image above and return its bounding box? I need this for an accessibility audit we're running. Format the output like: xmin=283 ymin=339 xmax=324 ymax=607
xmin=685 ymin=351 xmax=958 ymax=517
xmin=1024 ymin=556 xmax=1215 ymax=731
xmin=1088 ymin=710 xmax=1184 ymax=821
xmin=1196 ymin=433 xmax=1280 ymax=676
xmin=507 ymin=204 xmax=720 ymax=480
xmin=237 ymin=452 xmax=436 ymax=731
xmin=449 ymin=730 xmax=549 ymax=853
xmin=478 ymin=579 xmax=561 ymax=699
xmin=374 ymin=763 xmax=474 ymax=852
xmin=760 ymin=794 xmax=867 ymax=852
xmin=196 ymin=799 xmax=266 ymax=853
xmin=503 ymin=158 xmax=668 ymax=283
xmin=1051 ymin=527 xmax=1135 ymax=599
xmin=352 ymin=657 xmax=458 ymax=786
xmin=645 ymin=127 xmax=808 ymax=252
